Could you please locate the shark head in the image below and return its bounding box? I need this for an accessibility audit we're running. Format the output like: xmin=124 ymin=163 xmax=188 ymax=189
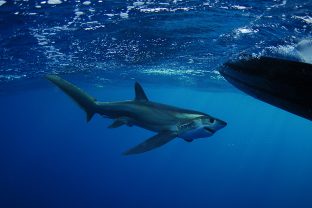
xmin=201 ymin=116 xmax=227 ymax=135
xmin=178 ymin=116 xmax=227 ymax=140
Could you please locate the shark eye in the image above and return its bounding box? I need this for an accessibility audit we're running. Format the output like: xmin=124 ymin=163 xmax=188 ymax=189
xmin=209 ymin=118 xmax=215 ymax=123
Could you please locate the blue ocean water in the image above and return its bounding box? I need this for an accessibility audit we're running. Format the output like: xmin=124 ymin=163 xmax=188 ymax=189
xmin=1 ymin=0 xmax=312 ymax=207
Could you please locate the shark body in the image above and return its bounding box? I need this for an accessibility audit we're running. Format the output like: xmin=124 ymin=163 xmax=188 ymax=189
xmin=47 ymin=75 xmax=227 ymax=155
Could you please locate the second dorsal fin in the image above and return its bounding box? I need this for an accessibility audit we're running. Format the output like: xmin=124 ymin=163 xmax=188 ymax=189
xmin=134 ymin=82 xmax=149 ymax=101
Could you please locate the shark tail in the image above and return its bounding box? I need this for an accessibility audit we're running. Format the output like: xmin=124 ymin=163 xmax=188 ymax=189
xmin=46 ymin=75 xmax=97 ymax=122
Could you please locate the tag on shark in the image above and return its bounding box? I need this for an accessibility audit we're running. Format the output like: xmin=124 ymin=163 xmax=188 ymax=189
xmin=47 ymin=75 xmax=227 ymax=155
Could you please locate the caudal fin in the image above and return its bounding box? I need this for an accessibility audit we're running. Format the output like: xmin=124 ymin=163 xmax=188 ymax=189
xmin=46 ymin=75 xmax=96 ymax=122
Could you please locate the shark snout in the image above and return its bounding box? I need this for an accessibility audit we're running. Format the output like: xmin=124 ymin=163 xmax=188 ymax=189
xmin=219 ymin=120 xmax=227 ymax=127
xmin=203 ymin=119 xmax=226 ymax=135
xmin=215 ymin=119 xmax=227 ymax=131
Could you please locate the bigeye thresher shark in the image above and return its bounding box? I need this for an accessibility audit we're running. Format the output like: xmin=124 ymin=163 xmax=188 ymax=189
xmin=47 ymin=75 xmax=227 ymax=155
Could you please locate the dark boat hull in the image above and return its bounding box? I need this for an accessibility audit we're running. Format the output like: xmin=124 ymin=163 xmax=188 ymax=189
xmin=220 ymin=56 xmax=312 ymax=121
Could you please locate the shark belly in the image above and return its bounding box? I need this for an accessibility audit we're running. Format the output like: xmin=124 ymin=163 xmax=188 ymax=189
xmin=178 ymin=127 xmax=213 ymax=140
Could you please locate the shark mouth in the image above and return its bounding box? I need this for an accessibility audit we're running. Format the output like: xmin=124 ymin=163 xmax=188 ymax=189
xmin=204 ymin=127 xmax=215 ymax=134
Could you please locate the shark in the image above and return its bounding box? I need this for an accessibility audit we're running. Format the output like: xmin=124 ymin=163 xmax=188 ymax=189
xmin=47 ymin=75 xmax=227 ymax=155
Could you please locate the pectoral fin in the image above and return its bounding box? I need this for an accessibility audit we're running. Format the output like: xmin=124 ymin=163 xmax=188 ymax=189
xmin=123 ymin=131 xmax=177 ymax=155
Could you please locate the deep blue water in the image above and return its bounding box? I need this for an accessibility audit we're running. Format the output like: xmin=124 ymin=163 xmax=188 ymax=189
xmin=1 ymin=0 xmax=312 ymax=207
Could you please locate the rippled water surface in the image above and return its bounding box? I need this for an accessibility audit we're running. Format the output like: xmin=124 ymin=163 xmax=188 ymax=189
xmin=1 ymin=0 xmax=312 ymax=88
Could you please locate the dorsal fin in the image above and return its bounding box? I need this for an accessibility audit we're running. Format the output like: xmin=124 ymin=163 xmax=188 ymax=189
xmin=134 ymin=82 xmax=149 ymax=101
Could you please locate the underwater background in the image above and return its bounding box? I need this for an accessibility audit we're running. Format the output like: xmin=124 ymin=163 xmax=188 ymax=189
xmin=1 ymin=0 xmax=312 ymax=207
